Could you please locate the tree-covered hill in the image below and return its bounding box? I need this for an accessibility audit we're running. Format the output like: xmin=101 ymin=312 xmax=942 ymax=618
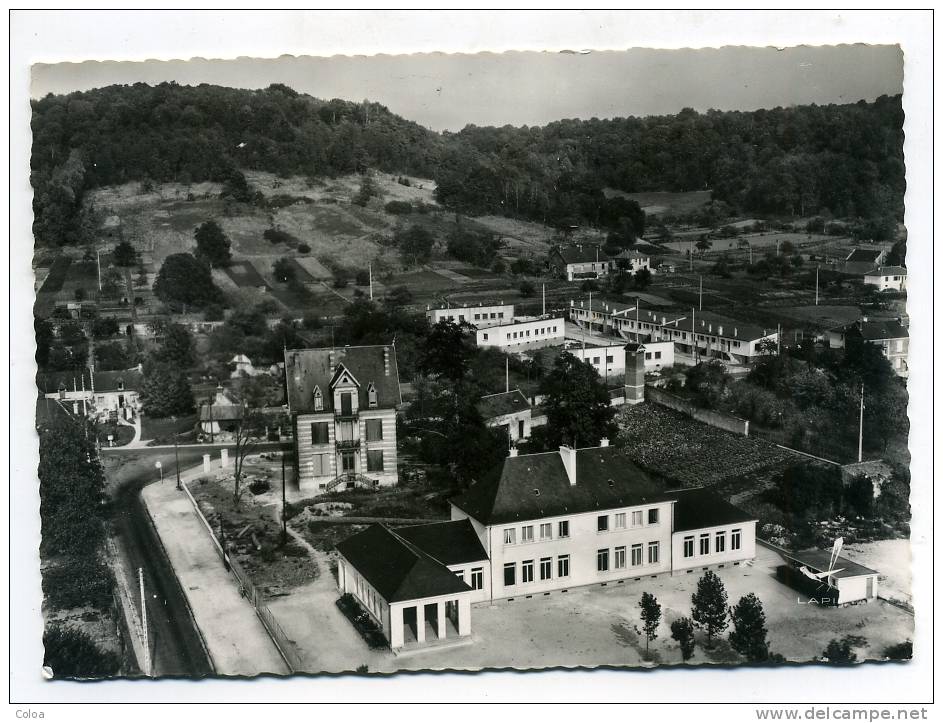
xmin=31 ymin=82 xmax=904 ymax=246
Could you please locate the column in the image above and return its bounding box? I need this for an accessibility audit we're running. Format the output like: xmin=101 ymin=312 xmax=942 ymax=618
xmin=389 ymin=605 xmax=404 ymax=649
xmin=202 ymin=454 xmax=211 ymax=474
xmin=458 ymin=597 xmax=471 ymax=637
xmin=437 ymin=601 xmax=447 ymax=640
xmin=220 ymin=448 xmax=230 ymax=468
xmin=416 ymin=605 xmax=426 ymax=644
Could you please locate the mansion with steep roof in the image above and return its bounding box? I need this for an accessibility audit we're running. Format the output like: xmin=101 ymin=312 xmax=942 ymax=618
xmin=337 ymin=441 xmax=757 ymax=651
xmin=285 ymin=344 xmax=401 ymax=494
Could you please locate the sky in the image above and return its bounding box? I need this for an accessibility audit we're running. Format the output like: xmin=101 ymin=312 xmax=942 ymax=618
xmin=31 ymin=44 xmax=903 ymax=132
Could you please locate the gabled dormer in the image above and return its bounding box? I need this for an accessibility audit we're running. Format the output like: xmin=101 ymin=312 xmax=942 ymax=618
xmin=313 ymin=385 xmax=323 ymax=412
xmin=367 ymin=382 xmax=378 ymax=408
xmin=330 ymin=363 xmax=361 ymax=415
xmin=329 ymin=363 xmax=361 ymax=390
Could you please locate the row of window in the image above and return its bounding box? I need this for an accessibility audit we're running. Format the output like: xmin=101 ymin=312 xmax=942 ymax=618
xmin=607 ymin=319 xmax=745 ymax=349
xmin=598 ymin=541 xmax=659 ymax=571
xmin=586 ymin=355 xmax=616 ymax=365
xmin=312 ymin=385 xmax=379 ymax=412
xmin=504 ymin=325 xmax=560 ymax=341
xmin=309 ymin=449 xmax=385 ymax=477
xmin=355 ymin=575 xmax=382 ymax=619
xmin=473 ymin=311 xmax=506 ymax=321
xmin=598 ymin=508 xmax=658 ymax=532
xmin=504 ymin=520 xmax=569 ymax=545
xmin=454 ymin=567 xmax=484 ymax=590
xmin=682 ymin=529 xmax=741 ymax=557
xmin=503 ymin=555 xmax=569 ymax=586
xmin=310 ymin=419 xmax=384 ymax=445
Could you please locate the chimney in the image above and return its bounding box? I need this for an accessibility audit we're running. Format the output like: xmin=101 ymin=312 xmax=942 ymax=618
xmin=509 ymin=448 xmax=518 ymax=458
xmin=328 ymin=350 xmax=335 ymax=368
xmin=383 ymin=346 xmax=390 ymax=376
xmin=708 ymin=323 xmax=713 ymax=333
xmin=559 ymin=445 xmax=577 ymax=485
xmin=734 ymin=327 xmax=738 ymax=336
xmin=862 ymin=316 xmax=869 ymax=323
xmin=718 ymin=325 xmax=724 ymax=336
xmin=600 ymin=437 xmax=610 ymax=448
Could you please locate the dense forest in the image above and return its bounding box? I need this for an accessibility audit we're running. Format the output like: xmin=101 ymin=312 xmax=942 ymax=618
xmin=31 ymin=82 xmax=905 ymax=246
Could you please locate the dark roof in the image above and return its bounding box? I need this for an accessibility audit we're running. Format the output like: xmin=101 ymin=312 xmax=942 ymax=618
xmin=846 ymin=248 xmax=884 ymax=263
xmin=553 ymin=245 xmax=609 ymax=265
xmin=477 ymin=389 xmax=531 ymax=420
xmin=588 ymin=304 xmax=773 ymax=342
xmin=199 ymin=404 xmax=244 ymax=422
xmin=93 ymin=369 xmax=143 ymax=392
xmin=393 ymin=519 xmax=489 ymax=566
xmin=865 ymin=266 xmax=907 ymax=276
xmin=841 ymin=261 xmax=883 ymax=276
xmin=36 ymin=369 xmax=92 ymax=394
xmin=671 ymin=488 xmax=757 ymax=533
xmin=451 ymin=445 xmax=673 ymax=525
xmin=336 ymin=524 xmax=472 ymax=603
xmin=782 ymin=549 xmax=878 ymax=580
xmin=842 ymin=319 xmax=909 ymax=341
xmin=285 ymin=345 xmax=401 ymax=414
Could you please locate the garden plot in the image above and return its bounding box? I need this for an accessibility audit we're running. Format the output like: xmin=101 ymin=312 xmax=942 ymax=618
xmin=617 ymin=402 xmax=796 ymax=486
xmin=223 ymin=260 xmax=270 ymax=289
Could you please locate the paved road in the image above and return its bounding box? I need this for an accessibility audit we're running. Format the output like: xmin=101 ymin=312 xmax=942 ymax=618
xmin=110 ymin=468 xmax=215 ymax=677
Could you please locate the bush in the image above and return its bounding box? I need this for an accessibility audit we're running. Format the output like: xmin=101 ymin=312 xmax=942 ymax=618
xmin=203 ymin=303 xmax=225 ymax=322
xmin=43 ymin=624 xmax=121 ymax=679
xmin=249 ymin=479 xmax=272 ymax=495
xmin=883 ymin=641 xmax=913 ymax=660
xmin=42 ymin=556 xmax=114 ymax=610
xmin=385 ymin=200 xmax=413 ymax=215
xmin=355 ymin=270 xmax=370 ymax=286
xmin=297 ymin=243 xmax=311 ymax=254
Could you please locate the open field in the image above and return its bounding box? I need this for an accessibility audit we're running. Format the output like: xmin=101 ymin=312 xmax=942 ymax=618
xmin=617 ymin=403 xmax=797 ymax=486
xmin=471 ymin=215 xmax=556 ymax=255
xmin=664 ymin=232 xmax=853 ymax=254
xmin=604 ymin=189 xmax=712 ymax=217
xmin=223 ymin=260 xmax=269 ymax=289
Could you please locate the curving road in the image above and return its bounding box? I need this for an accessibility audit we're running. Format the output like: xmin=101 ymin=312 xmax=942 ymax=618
xmin=108 ymin=448 xmax=215 ymax=677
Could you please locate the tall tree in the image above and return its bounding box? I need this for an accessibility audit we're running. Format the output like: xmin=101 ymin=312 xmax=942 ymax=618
xmin=139 ymin=362 xmax=195 ymax=417
xmin=538 ymin=351 xmax=617 ymax=448
xmin=154 ymin=322 xmax=195 ymax=368
xmin=419 ymin=319 xmax=477 ymax=382
xmin=153 ymin=253 xmax=224 ymax=309
xmin=638 ymin=592 xmax=662 ymax=654
xmin=728 ymin=593 xmax=770 ymax=662
xmin=691 ymin=570 xmax=729 ymax=646
xmin=194 ymin=220 xmax=232 ymax=267
xmin=112 ymin=240 xmax=137 ymax=267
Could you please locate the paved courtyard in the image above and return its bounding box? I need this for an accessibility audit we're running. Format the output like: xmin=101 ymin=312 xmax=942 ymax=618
xmin=272 ymin=545 xmax=914 ymax=674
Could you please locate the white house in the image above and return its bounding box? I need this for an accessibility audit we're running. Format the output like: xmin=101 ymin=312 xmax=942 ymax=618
xmin=336 ymin=441 xmax=757 ymax=650
xmin=37 ymin=366 xmax=143 ymax=421
xmin=863 ymin=266 xmax=907 ymax=292
xmin=827 ymin=317 xmax=909 ymax=378
xmin=477 ymin=389 xmax=533 ymax=443
xmin=565 ymin=339 xmax=675 ymax=377
xmin=476 ymin=317 xmax=565 ymax=352
xmin=427 ymin=303 xmax=514 ymax=329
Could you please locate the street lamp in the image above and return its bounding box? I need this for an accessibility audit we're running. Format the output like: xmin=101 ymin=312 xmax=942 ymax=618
xmin=171 ymin=414 xmax=182 ymax=490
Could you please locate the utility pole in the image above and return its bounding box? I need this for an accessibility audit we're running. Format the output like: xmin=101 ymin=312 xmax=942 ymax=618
xmin=139 ymin=567 xmax=151 ymax=676
xmin=858 ymin=383 xmax=865 ymax=463
xmin=777 ymin=324 xmax=781 ymax=355
xmin=815 ymin=265 xmax=820 ymax=306
xmin=172 ymin=415 xmax=181 ymax=491
xmin=97 ymin=249 xmax=102 ymax=292
xmin=505 ymin=357 xmax=509 ymax=394
xmin=691 ymin=307 xmax=697 ymax=364
xmin=690 ymin=242 xmax=694 ymax=271
xmin=699 ymin=276 xmax=703 ymax=311
xmin=281 ymin=453 xmax=287 ymax=546
xmin=542 ymin=283 xmax=546 ymax=316
xmin=368 ymin=262 xmax=373 ymax=301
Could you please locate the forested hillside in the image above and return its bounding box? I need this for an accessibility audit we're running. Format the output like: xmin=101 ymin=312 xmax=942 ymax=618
xmin=31 ymin=82 xmax=904 ymax=246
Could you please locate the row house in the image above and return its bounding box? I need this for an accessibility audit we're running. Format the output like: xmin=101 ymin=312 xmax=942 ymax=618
xmin=568 ymin=299 xmax=778 ymax=365
xmin=336 ymin=441 xmax=756 ymax=650
xmin=285 ymin=344 xmax=401 ymax=494
xmin=37 ymin=366 xmax=143 ymax=421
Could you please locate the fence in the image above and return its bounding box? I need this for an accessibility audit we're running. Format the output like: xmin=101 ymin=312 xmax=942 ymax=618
xmin=645 ymin=385 xmax=750 ymax=436
xmin=179 ymin=482 xmax=305 ymax=673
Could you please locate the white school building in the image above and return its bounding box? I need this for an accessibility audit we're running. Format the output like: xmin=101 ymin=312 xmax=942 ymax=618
xmin=336 ymin=441 xmax=757 ymax=650
xmin=427 ymin=303 xmax=514 ymax=329
xmin=476 ymin=317 xmax=565 ymax=351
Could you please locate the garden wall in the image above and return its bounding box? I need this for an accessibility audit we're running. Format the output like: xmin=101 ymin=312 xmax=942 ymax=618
xmin=645 ymin=386 xmax=750 ymax=436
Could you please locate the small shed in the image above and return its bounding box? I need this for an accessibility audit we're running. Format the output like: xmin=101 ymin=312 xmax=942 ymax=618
xmin=782 ymin=549 xmax=880 ymax=605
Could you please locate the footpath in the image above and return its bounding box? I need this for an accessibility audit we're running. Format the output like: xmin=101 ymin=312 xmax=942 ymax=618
xmin=141 ymin=468 xmax=289 ymax=676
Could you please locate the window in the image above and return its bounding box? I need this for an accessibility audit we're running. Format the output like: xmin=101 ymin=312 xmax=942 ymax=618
xmin=731 ymin=529 xmax=742 ymax=551
xmin=648 ymin=508 xmax=659 ymax=525
xmin=540 ymin=523 xmax=552 ymax=540
xmin=614 ymin=513 xmax=627 ymax=529
xmin=311 ymin=453 xmax=329 ymax=477
xmin=614 ymin=546 xmax=626 ymax=569
xmin=597 ymin=549 xmax=609 ymax=572
xmin=365 ymin=419 xmax=383 ymax=442
xmin=597 ymin=515 xmax=609 ymax=532
xmin=645 ymin=352 xmax=652 ymax=360
xmin=606 ymin=355 xmax=614 ymax=364
xmin=313 ymin=386 xmax=323 ymax=411
xmin=474 ymin=314 xmax=481 ymax=321
xmin=631 ymin=544 xmax=643 ymax=566
xmin=503 ymin=563 xmax=516 ymax=586
xmin=522 ymin=560 xmax=535 ymax=583
xmin=715 ymin=532 xmax=726 ymax=554
xmin=499 ymin=313 xmax=505 ymax=319
xmin=683 ymin=536 xmax=695 ymax=558
xmin=367 ymin=384 xmax=378 ymax=408
xmin=631 ymin=510 xmax=643 ymax=527
xmin=504 ymin=528 xmax=516 ymax=545
xmin=454 ymin=570 xmax=465 ymax=582
xmin=540 ymin=557 xmax=552 ymax=580
xmin=558 ymin=520 xmax=570 ymax=538
xmin=521 ymin=525 xmax=534 ymax=543
xmin=470 ymin=568 xmax=483 ymax=590
xmin=338 ymin=420 xmax=355 ymax=441
xmin=483 ymin=333 xmax=489 ymax=341
xmin=654 ymin=351 xmax=662 ymax=360
xmin=311 ymin=422 xmax=329 ymax=445
xmin=700 ymin=534 xmax=710 ymax=555
xmin=558 ymin=555 xmax=570 ymax=578
xmin=648 ymin=542 xmax=660 ymax=565
xmin=592 ymin=356 xmax=600 ymax=365
xmin=366 ymin=450 xmax=384 ymax=472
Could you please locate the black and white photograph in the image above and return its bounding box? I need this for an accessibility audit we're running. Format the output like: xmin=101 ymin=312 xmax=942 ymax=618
xmin=9 ymin=8 xmax=935 ymax=712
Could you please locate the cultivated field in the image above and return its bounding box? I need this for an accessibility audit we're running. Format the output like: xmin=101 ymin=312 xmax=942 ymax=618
xmin=604 ymin=189 xmax=713 ymax=217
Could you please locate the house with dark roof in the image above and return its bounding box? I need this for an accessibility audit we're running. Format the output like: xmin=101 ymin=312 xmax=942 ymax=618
xmin=477 ymin=389 xmax=533 ymax=442
xmin=827 ymin=317 xmax=909 ymax=377
xmin=841 ymin=246 xmax=889 ymax=276
xmin=550 ymin=245 xmax=652 ymax=282
xmin=37 ymin=365 xmax=142 ymax=421
xmin=335 ymin=441 xmax=757 ymax=647
xmin=285 ymin=345 xmax=401 ymax=494
xmin=336 ymin=520 xmax=485 ymax=649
